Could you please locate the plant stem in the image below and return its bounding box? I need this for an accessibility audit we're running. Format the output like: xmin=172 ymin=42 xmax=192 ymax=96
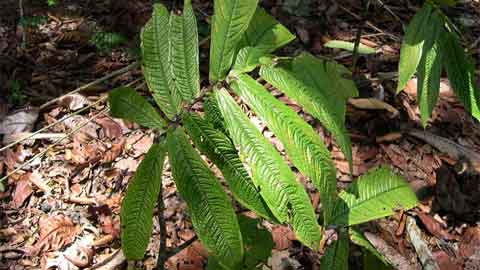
xmin=156 ymin=177 xmax=167 ymax=270
xmin=351 ymin=0 xmax=368 ymax=77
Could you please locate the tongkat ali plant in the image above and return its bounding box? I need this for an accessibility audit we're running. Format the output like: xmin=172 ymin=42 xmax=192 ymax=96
xmin=109 ymin=0 xmax=425 ymax=269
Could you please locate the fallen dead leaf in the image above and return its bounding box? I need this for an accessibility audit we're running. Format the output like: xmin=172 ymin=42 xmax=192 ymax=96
xmin=459 ymin=226 xmax=480 ymax=258
xmin=12 ymin=174 xmax=33 ymax=208
xmin=58 ymin=94 xmax=91 ymax=111
xmin=96 ymin=116 xmax=123 ymax=139
xmin=348 ymin=98 xmax=399 ymax=118
xmin=0 ymin=108 xmax=39 ymax=144
xmin=271 ymin=225 xmax=295 ymax=250
xmin=29 ymin=170 xmax=51 ymax=193
xmin=416 ymin=212 xmax=459 ymax=241
xmin=30 ymin=214 xmax=81 ymax=255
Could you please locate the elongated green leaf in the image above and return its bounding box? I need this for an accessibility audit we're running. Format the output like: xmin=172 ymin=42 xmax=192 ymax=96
xmin=183 ymin=112 xmax=274 ymax=220
xmin=331 ymin=166 xmax=417 ymax=226
xmin=167 ymin=128 xmax=243 ymax=268
xmin=209 ymin=0 xmax=259 ymax=82
xmin=350 ymin=229 xmax=390 ymax=266
xmin=260 ymin=58 xmax=355 ymax=174
xmin=108 ymin=87 xmax=166 ymax=130
xmin=440 ymin=31 xmax=480 ymax=121
xmin=321 ymin=228 xmax=349 ymax=270
xmin=397 ymin=3 xmax=433 ymax=91
xmin=171 ymin=0 xmax=200 ymax=102
xmin=324 ymin=40 xmax=376 ymax=54
xmin=204 ymin=94 xmax=227 ymax=133
xmin=141 ymin=4 xmax=181 ymax=119
xmin=121 ymin=143 xmax=167 ymax=260
xmin=232 ymin=47 xmax=268 ymax=74
xmin=418 ymin=40 xmax=441 ymax=127
xmin=239 ymin=7 xmax=295 ymax=53
xmin=215 ymin=88 xmax=322 ymax=250
xmin=231 ymin=74 xmax=337 ymax=223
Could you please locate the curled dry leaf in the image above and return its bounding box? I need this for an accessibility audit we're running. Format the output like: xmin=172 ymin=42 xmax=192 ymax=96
xmin=271 ymin=225 xmax=296 ymax=250
xmin=29 ymin=170 xmax=51 ymax=193
xmin=0 ymin=108 xmax=39 ymax=144
xmin=459 ymin=226 xmax=480 ymax=258
xmin=30 ymin=214 xmax=81 ymax=255
xmin=416 ymin=212 xmax=459 ymax=241
xmin=101 ymin=138 xmax=125 ymax=163
xmin=63 ymin=115 xmax=99 ymax=139
xmin=95 ymin=116 xmax=123 ymax=139
xmin=348 ymin=98 xmax=399 ymax=118
xmin=58 ymin=94 xmax=91 ymax=111
xmin=12 ymin=173 xmax=33 ymax=208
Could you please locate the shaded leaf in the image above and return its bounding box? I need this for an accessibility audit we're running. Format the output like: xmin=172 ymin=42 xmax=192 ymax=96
xmin=321 ymin=228 xmax=349 ymax=270
xmin=167 ymin=128 xmax=243 ymax=268
xmin=203 ymin=94 xmax=227 ymax=134
xmin=108 ymin=87 xmax=166 ymax=130
xmin=350 ymin=229 xmax=391 ymax=266
xmin=397 ymin=3 xmax=433 ymax=91
xmin=121 ymin=143 xmax=167 ymax=260
xmin=215 ymin=89 xmax=322 ymax=250
xmin=440 ymin=30 xmax=480 ymax=121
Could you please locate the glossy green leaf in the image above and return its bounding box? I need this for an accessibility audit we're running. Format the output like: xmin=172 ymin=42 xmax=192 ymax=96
xmin=239 ymin=7 xmax=295 ymax=53
xmin=167 ymin=128 xmax=243 ymax=268
xmin=321 ymin=228 xmax=349 ymax=270
xmin=231 ymin=74 xmax=337 ymax=223
xmin=215 ymin=88 xmax=322 ymax=250
xmin=183 ymin=112 xmax=274 ymax=220
xmin=397 ymin=3 xmax=433 ymax=91
xmin=108 ymin=87 xmax=166 ymax=130
xmin=121 ymin=143 xmax=167 ymax=260
xmin=232 ymin=47 xmax=268 ymax=74
xmin=171 ymin=0 xmax=200 ymax=102
xmin=331 ymin=166 xmax=417 ymax=226
xmin=260 ymin=55 xmax=356 ymax=174
xmin=324 ymin=40 xmax=376 ymax=54
xmin=440 ymin=31 xmax=480 ymax=121
xmin=141 ymin=4 xmax=181 ymax=119
xmin=209 ymin=0 xmax=259 ymax=82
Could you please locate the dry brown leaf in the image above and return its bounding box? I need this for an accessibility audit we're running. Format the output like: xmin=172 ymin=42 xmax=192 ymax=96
xmin=31 ymin=214 xmax=80 ymax=255
xmin=102 ymin=138 xmax=125 ymax=164
xmin=96 ymin=116 xmax=123 ymax=139
xmin=12 ymin=174 xmax=33 ymax=208
xmin=29 ymin=170 xmax=51 ymax=193
xmin=271 ymin=225 xmax=295 ymax=250
xmin=58 ymin=94 xmax=91 ymax=111
xmin=416 ymin=212 xmax=459 ymax=241
xmin=459 ymin=227 xmax=480 ymax=258
xmin=348 ymin=98 xmax=399 ymax=118
xmin=0 ymin=108 xmax=39 ymax=137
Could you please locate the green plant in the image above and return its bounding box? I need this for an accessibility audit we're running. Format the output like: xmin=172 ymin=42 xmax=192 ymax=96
xmin=110 ymin=0 xmax=419 ymax=269
xmin=8 ymin=80 xmax=26 ymax=106
xmin=90 ymin=31 xmax=128 ymax=53
xmin=397 ymin=0 xmax=479 ymax=126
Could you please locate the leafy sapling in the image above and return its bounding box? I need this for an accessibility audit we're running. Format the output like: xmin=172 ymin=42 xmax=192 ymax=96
xmin=109 ymin=0 xmax=419 ymax=269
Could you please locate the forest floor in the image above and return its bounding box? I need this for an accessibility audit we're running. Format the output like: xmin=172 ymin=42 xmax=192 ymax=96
xmin=0 ymin=0 xmax=480 ymax=269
